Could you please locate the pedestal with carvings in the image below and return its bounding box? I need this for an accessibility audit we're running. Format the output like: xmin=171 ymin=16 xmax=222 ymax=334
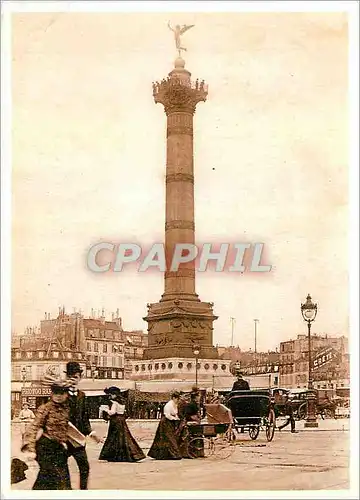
xmin=143 ymin=57 xmax=218 ymax=360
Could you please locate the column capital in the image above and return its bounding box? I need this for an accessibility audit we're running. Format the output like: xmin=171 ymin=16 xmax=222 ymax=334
xmin=152 ymin=78 xmax=208 ymax=115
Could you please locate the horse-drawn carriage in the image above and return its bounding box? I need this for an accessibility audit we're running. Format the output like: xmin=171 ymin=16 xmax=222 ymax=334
xmin=187 ymin=389 xmax=277 ymax=459
xmin=227 ymin=389 xmax=276 ymax=442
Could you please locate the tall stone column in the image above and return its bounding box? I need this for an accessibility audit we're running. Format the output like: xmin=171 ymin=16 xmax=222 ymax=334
xmin=156 ymin=57 xmax=203 ymax=301
xmin=143 ymin=57 xmax=218 ymax=360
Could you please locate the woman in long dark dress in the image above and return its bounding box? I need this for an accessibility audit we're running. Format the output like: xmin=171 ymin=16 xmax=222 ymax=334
xmin=148 ymin=391 xmax=182 ymax=460
xmin=99 ymin=387 xmax=145 ymax=462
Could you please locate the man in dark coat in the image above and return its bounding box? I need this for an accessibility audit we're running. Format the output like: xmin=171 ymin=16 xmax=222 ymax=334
xmin=231 ymin=372 xmax=250 ymax=391
xmin=65 ymin=362 xmax=101 ymax=490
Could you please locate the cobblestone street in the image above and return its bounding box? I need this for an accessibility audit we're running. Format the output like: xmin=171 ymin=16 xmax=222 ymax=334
xmin=11 ymin=419 xmax=350 ymax=492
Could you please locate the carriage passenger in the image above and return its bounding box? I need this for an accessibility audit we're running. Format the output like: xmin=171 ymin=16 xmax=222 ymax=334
xmin=231 ymin=373 xmax=250 ymax=433
xmin=231 ymin=372 xmax=250 ymax=391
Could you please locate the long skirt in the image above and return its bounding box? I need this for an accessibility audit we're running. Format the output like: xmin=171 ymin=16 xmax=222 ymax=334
xmin=147 ymin=417 xmax=182 ymax=460
xmin=33 ymin=436 xmax=71 ymax=490
xmin=99 ymin=415 xmax=145 ymax=462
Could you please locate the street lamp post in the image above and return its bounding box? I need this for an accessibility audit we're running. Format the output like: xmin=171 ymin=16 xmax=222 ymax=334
xmin=193 ymin=345 xmax=200 ymax=390
xmin=230 ymin=317 xmax=236 ymax=346
xmin=301 ymin=293 xmax=319 ymax=428
xmin=254 ymin=319 xmax=259 ymax=354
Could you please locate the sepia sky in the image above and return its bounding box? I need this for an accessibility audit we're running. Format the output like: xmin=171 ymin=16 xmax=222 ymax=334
xmin=11 ymin=11 xmax=349 ymax=351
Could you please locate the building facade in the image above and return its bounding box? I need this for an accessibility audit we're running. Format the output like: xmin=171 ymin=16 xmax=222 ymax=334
xmin=11 ymin=346 xmax=86 ymax=416
xmin=279 ymin=334 xmax=349 ymax=389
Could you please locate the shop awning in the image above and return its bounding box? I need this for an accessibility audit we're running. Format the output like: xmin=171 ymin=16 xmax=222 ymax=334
xmin=78 ymin=379 xmax=136 ymax=392
xmin=83 ymin=391 xmax=107 ymax=397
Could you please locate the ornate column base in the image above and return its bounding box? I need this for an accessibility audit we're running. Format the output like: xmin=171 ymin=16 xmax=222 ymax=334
xmin=143 ymin=298 xmax=218 ymax=360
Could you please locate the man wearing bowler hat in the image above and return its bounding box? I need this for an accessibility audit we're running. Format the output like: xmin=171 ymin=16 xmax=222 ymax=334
xmin=65 ymin=361 xmax=101 ymax=490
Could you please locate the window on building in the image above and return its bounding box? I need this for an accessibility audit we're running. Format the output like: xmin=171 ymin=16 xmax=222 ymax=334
xmin=26 ymin=352 xmax=33 ymax=359
xmin=94 ymin=343 xmax=98 ymax=352
xmin=103 ymin=343 xmax=107 ymax=353
xmin=168 ymin=363 xmax=173 ymax=369
xmin=36 ymin=365 xmax=44 ymax=380
xmin=87 ymin=342 xmax=92 ymax=351
xmin=178 ymin=362 xmax=183 ymax=369
xmin=16 ymin=352 xmax=21 ymax=359
xmin=154 ymin=363 xmax=159 ymax=370
xmin=112 ymin=371 xmax=116 ymax=379
xmin=221 ymin=364 xmax=227 ymax=371
xmin=53 ymin=351 xmax=59 ymax=358
xmin=14 ymin=366 xmax=21 ymax=380
xmin=100 ymin=330 xmax=105 ymax=339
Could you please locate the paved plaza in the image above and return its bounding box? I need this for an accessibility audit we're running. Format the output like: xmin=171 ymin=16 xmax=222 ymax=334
xmin=10 ymin=418 xmax=351 ymax=492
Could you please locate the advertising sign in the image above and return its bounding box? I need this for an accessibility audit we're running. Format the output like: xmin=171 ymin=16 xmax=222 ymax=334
xmin=313 ymin=347 xmax=340 ymax=370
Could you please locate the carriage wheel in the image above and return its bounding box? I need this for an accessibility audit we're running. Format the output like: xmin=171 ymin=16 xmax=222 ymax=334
xmin=187 ymin=437 xmax=213 ymax=459
xmin=213 ymin=436 xmax=236 ymax=460
xmin=266 ymin=408 xmax=276 ymax=442
xmin=324 ymin=408 xmax=336 ymax=419
xmin=249 ymin=426 xmax=260 ymax=440
xmin=298 ymin=403 xmax=307 ymax=420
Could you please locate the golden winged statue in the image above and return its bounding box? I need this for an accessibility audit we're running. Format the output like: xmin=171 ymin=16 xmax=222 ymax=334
xmin=168 ymin=22 xmax=195 ymax=56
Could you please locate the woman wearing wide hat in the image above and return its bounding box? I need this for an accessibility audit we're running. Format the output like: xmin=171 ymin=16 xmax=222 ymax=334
xmin=99 ymin=386 xmax=145 ymax=462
